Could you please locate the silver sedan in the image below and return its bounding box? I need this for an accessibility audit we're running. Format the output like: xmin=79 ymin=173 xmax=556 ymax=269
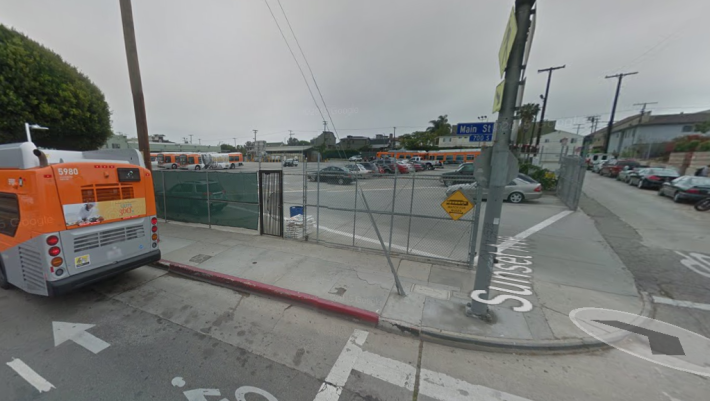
xmin=445 ymin=176 xmax=543 ymax=204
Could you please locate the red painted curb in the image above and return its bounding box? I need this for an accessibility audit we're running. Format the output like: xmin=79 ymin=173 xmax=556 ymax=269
xmin=157 ymin=260 xmax=380 ymax=325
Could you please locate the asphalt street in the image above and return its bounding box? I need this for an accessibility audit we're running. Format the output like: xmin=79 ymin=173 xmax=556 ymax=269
xmin=582 ymin=172 xmax=710 ymax=338
xmin=2 ymin=265 xmax=708 ymax=401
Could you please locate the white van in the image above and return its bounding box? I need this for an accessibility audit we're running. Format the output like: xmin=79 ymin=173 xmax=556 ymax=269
xmin=586 ymin=154 xmax=611 ymax=171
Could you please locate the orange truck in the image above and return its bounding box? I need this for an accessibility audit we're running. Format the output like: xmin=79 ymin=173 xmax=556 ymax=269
xmin=0 ymin=142 xmax=161 ymax=296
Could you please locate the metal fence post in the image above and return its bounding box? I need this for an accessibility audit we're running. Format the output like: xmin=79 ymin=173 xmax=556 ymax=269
xmin=388 ymin=162 xmax=398 ymax=252
xmin=352 ymin=176 xmax=358 ymax=247
xmin=161 ymin=171 xmax=168 ymax=223
xmin=468 ymin=184 xmax=484 ymax=270
xmin=316 ymin=154 xmax=321 ymax=242
xmin=206 ymin=170 xmax=212 ymax=228
xmin=405 ymin=171 xmax=416 ymax=254
xmin=302 ymin=157 xmax=308 ymax=240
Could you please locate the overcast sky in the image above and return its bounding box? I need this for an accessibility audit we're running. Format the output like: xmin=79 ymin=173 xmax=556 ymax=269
xmin=2 ymin=0 xmax=709 ymax=146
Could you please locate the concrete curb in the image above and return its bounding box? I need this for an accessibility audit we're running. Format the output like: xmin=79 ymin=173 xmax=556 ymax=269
xmin=154 ymin=260 xmax=379 ymax=325
xmin=154 ymin=259 xmax=654 ymax=354
xmin=380 ymin=291 xmax=655 ymax=354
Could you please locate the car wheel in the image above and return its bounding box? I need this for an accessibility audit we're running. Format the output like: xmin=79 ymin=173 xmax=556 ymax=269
xmin=338 ymin=177 xmax=345 ymax=185
xmin=230 ymin=163 xmax=236 ymax=169
xmin=658 ymin=188 xmax=665 ymax=196
xmin=172 ymin=164 xmax=178 ymax=169
xmin=673 ymin=192 xmax=683 ymax=203
xmin=195 ymin=165 xmax=201 ymax=170
xmin=508 ymin=192 xmax=525 ymax=204
xmin=0 ymin=262 xmax=12 ymax=290
xmin=637 ymin=179 xmax=644 ymax=189
xmin=443 ymin=180 xmax=452 ymax=187
xmin=428 ymin=164 xmax=435 ymax=171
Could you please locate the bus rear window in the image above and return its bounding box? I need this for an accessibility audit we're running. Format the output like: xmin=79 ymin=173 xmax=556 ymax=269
xmin=0 ymin=193 xmax=20 ymax=237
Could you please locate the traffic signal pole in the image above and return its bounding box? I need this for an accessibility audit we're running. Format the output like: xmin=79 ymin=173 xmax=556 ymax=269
xmin=467 ymin=0 xmax=536 ymax=319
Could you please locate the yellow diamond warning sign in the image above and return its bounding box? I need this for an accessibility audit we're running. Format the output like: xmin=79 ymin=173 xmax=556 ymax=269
xmin=441 ymin=190 xmax=474 ymax=221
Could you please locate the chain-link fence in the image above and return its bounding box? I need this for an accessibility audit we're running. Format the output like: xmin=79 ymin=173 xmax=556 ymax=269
xmin=282 ymin=160 xmax=476 ymax=265
xmin=556 ymin=156 xmax=586 ymax=210
xmin=153 ymin=170 xmax=259 ymax=230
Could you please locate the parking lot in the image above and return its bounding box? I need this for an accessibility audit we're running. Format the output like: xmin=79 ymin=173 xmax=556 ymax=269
xmin=156 ymin=160 xmax=574 ymax=264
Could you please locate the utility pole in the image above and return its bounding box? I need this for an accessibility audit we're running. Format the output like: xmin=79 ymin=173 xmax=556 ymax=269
xmin=574 ymin=123 xmax=584 ymax=135
xmin=119 ymin=0 xmax=151 ymax=170
xmin=468 ymin=0 xmax=536 ymax=318
xmin=323 ymin=121 xmax=327 ymax=132
xmin=189 ymin=134 xmax=193 ymax=144
xmin=535 ymin=64 xmax=565 ymax=147
xmin=253 ymin=129 xmax=259 ymax=164
xmin=633 ymin=102 xmax=657 ymax=119
xmin=233 ymin=137 xmax=237 ymax=147
xmin=604 ymin=72 xmax=638 ymax=154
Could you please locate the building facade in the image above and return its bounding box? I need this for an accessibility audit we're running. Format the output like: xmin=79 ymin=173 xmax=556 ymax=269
xmin=338 ymin=135 xmax=370 ymax=151
xmin=101 ymin=134 xmax=215 ymax=152
xmin=537 ymin=130 xmax=584 ymax=171
xmin=311 ymin=131 xmax=337 ymax=149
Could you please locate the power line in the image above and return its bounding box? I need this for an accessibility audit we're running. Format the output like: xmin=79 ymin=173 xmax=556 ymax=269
xmin=262 ymin=0 xmax=326 ymax=125
xmin=275 ymin=0 xmax=346 ymax=159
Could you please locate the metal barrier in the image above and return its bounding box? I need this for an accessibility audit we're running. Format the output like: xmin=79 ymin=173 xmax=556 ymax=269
xmin=282 ymin=160 xmax=477 ymax=265
xmin=556 ymin=156 xmax=586 ymax=210
xmin=153 ymin=170 xmax=259 ymax=230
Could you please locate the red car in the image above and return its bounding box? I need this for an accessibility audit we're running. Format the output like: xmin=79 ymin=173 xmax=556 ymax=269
xmin=410 ymin=162 xmax=425 ymax=172
xmin=599 ymin=159 xmax=641 ymax=178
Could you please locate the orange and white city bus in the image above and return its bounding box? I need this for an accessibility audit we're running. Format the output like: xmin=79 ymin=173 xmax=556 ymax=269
xmin=157 ymin=152 xmax=182 ymax=169
xmin=228 ymin=152 xmax=243 ymax=169
xmin=177 ymin=153 xmax=204 ymax=170
xmin=426 ymin=149 xmax=481 ymax=164
xmin=0 ymin=142 xmax=160 ymax=296
xmin=150 ymin=153 xmax=159 ymax=169
xmin=376 ymin=151 xmax=428 ymax=160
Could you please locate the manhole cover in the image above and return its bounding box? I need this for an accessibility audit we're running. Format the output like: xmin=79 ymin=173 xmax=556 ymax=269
xmin=189 ymin=254 xmax=212 ymax=264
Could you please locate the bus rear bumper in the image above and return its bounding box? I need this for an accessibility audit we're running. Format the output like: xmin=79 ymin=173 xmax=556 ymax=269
xmin=47 ymin=250 xmax=162 ymax=296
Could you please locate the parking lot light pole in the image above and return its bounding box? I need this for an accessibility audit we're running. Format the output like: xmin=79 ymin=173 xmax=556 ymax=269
xmin=467 ymin=0 xmax=535 ymax=319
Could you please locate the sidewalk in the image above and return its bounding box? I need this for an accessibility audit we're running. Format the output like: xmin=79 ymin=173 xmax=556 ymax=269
xmin=153 ymin=207 xmax=650 ymax=352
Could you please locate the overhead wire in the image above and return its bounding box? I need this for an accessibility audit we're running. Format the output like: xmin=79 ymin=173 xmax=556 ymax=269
xmin=275 ymin=0 xmax=346 ymax=159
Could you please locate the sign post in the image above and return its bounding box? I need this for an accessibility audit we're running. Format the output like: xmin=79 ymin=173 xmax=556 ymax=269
xmin=467 ymin=0 xmax=536 ymax=320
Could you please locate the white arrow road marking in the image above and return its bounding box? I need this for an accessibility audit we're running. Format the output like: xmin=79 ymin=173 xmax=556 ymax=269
xmin=314 ymin=329 xmax=533 ymax=401
xmin=183 ymin=388 xmax=227 ymax=401
xmin=6 ymin=358 xmax=55 ymax=393
xmin=53 ymin=322 xmax=110 ymax=354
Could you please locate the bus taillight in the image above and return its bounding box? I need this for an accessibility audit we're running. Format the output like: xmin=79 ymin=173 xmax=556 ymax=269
xmin=49 ymin=246 xmax=61 ymax=257
xmin=151 ymin=216 xmax=159 ymax=248
xmin=151 ymin=226 xmax=158 ymax=233
xmin=51 ymin=257 xmax=63 ymax=267
xmin=151 ymin=217 xmax=158 ymax=225
xmin=46 ymin=235 xmax=59 ymax=246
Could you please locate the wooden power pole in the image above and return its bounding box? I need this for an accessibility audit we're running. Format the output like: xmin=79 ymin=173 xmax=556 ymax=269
xmin=119 ymin=0 xmax=152 ymax=170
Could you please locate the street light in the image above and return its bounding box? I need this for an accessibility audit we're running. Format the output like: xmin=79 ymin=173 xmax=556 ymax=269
xmin=25 ymin=123 xmax=49 ymax=142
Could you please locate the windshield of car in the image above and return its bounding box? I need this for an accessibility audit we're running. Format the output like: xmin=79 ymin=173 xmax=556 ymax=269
xmin=688 ymin=177 xmax=710 ymax=186
xmin=648 ymin=168 xmax=679 ymax=176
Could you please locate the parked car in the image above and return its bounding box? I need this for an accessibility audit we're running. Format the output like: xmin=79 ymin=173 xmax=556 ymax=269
xmin=375 ymin=159 xmax=408 ymax=174
xmin=599 ymin=159 xmax=641 ymax=178
xmin=359 ymin=162 xmax=383 ymax=175
xmin=408 ymin=162 xmax=425 ymax=172
xmin=658 ymin=176 xmax=710 ymax=203
xmin=617 ymin=165 xmax=648 ymax=183
xmin=446 ymin=174 xmax=543 ymax=204
xmin=410 ymin=156 xmax=443 ymax=170
xmin=348 ymin=155 xmax=363 ymax=162
xmin=344 ymin=164 xmax=372 ymax=179
xmin=627 ymin=168 xmax=679 ymax=189
xmin=592 ymin=159 xmax=613 ymax=173
xmin=440 ymin=163 xmax=475 ymax=186
xmin=374 ymin=160 xmax=395 ymax=174
xmin=307 ymin=166 xmax=354 ymax=185
xmin=397 ymin=161 xmax=415 ymax=173
xmin=283 ymin=158 xmax=299 ymax=167
xmin=586 ymin=154 xmax=611 ymax=170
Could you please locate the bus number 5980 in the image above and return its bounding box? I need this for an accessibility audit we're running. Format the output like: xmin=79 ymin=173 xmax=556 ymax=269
xmin=58 ymin=168 xmax=79 ymax=176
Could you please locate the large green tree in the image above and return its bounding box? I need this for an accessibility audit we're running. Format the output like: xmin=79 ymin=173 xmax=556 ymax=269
xmin=0 ymin=25 xmax=112 ymax=149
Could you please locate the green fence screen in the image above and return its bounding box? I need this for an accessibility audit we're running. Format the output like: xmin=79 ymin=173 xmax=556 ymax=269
xmin=153 ymin=170 xmax=259 ymax=230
